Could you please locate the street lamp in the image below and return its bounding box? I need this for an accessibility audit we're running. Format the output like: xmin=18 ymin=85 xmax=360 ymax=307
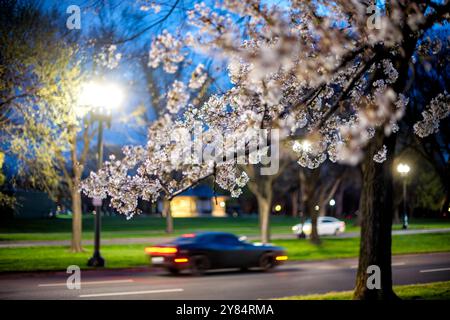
xmin=397 ymin=163 xmax=411 ymax=230
xmin=79 ymin=81 xmax=123 ymax=267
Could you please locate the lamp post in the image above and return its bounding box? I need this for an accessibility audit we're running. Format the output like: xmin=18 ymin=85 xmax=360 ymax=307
xmin=329 ymin=198 xmax=336 ymax=216
xmin=397 ymin=163 xmax=411 ymax=230
xmin=79 ymin=81 xmax=123 ymax=267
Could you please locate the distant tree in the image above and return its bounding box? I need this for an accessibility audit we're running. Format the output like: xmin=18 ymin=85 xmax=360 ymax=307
xmin=394 ymin=149 xmax=445 ymax=215
xmin=0 ymin=0 xmax=95 ymax=252
xmin=406 ymin=27 xmax=450 ymax=215
xmin=0 ymin=152 xmax=15 ymax=207
xmin=298 ymin=164 xmax=344 ymax=244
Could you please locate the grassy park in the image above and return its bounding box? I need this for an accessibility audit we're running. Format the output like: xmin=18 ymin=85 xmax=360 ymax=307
xmin=277 ymin=281 xmax=450 ymax=300
xmin=0 ymin=216 xmax=301 ymax=241
xmin=1 ymin=216 xmax=450 ymax=242
xmin=1 ymin=0 xmax=449 ymax=303
xmin=1 ymin=230 xmax=449 ymax=272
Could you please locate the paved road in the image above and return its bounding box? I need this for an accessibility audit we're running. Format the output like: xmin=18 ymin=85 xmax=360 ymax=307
xmin=0 ymin=252 xmax=449 ymax=300
xmin=1 ymin=228 xmax=450 ymax=248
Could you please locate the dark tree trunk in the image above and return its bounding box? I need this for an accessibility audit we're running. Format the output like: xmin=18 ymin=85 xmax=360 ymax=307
xmin=393 ymin=207 xmax=401 ymax=224
xmin=335 ymin=185 xmax=345 ymax=217
xmin=256 ymin=194 xmax=272 ymax=243
xmin=310 ymin=204 xmax=320 ymax=245
xmin=291 ymin=190 xmax=299 ymax=217
xmin=163 ymin=199 xmax=173 ymax=234
xmin=441 ymin=186 xmax=450 ymax=215
xmin=299 ymin=168 xmax=321 ymax=244
xmin=353 ymin=130 xmax=398 ymax=300
xmin=70 ymin=138 xmax=83 ymax=253
xmin=70 ymin=185 xmax=83 ymax=253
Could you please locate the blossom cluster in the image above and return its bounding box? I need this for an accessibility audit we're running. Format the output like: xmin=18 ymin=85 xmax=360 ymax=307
xmin=414 ymin=93 xmax=450 ymax=138
xmin=148 ymin=30 xmax=185 ymax=73
xmin=81 ymin=0 xmax=449 ymax=216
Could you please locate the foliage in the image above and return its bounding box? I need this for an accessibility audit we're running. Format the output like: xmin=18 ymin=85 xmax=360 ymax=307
xmin=0 ymin=152 xmax=15 ymax=207
xmin=81 ymin=1 xmax=450 ymax=218
xmin=0 ymin=0 xmax=84 ymax=198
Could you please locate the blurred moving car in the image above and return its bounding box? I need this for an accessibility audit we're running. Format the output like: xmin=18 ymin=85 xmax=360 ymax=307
xmin=145 ymin=232 xmax=287 ymax=275
xmin=292 ymin=216 xmax=346 ymax=238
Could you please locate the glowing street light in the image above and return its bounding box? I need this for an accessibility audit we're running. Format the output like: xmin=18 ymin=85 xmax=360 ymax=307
xmin=397 ymin=163 xmax=411 ymax=176
xmin=397 ymin=162 xmax=411 ymax=229
xmin=329 ymin=199 xmax=336 ymax=206
xmin=79 ymin=80 xmax=124 ymax=267
xmin=274 ymin=204 xmax=282 ymax=212
xmin=79 ymin=81 xmax=124 ymax=111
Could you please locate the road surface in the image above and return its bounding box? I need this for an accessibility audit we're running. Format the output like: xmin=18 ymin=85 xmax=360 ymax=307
xmin=0 ymin=252 xmax=449 ymax=300
xmin=1 ymin=227 xmax=449 ymax=248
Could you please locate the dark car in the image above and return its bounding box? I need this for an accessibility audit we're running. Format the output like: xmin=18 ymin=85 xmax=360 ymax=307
xmin=145 ymin=232 xmax=287 ymax=275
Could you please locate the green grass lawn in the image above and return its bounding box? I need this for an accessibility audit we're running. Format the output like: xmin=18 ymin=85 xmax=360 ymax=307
xmin=0 ymin=216 xmax=300 ymax=241
xmin=1 ymin=216 xmax=449 ymax=242
xmin=0 ymin=244 xmax=149 ymax=272
xmin=276 ymin=281 xmax=450 ymax=300
xmin=0 ymin=232 xmax=449 ymax=272
xmin=277 ymin=232 xmax=450 ymax=261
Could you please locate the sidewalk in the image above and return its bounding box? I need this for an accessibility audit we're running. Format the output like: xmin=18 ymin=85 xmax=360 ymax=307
xmin=1 ymin=228 xmax=450 ymax=248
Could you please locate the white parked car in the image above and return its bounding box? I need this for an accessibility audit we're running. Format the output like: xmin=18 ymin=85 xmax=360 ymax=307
xmin=291 ymin=216 xmax=346 ymax=238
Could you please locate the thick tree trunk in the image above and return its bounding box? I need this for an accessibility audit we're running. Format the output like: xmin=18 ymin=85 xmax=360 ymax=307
xmin=70 ymin=136 xmax=83 ymax=253
xmin=393 ymin=207 xmax=401 ymax=224
xmin=257 ymin=195 xmax=272 ymax=243
xmin=353 ymin=131 xmax=398 ymax=300
xmin=163 ymin=199 xmax=173 ymax=234
xmin=441 ymin=187 xmax=450 ymax=215
xmin=291 ymin=190 xmax=299 ymax=217
xmin=335 ymin=185 xmax=345 ymax=217
xmin=309 ymin=202 xmax=321 ymax=245
xmin=70 ymin=185 xmax=83 ymax=252
xmin=299 ymin=169 xmax=320 ymax=244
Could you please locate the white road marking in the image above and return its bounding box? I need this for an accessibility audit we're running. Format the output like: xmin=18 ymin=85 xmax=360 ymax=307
xmin=350 ymin=262 xmax=405 ymax=269
xmin=419 ymin=267 xmax=450 ymax=273
xmin=79 ymin=288 xmax=184 ymax=298
xmin=38 ymin=279 xmax=134 ymax=287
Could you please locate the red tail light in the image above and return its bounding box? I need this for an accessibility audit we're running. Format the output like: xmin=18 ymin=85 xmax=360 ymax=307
xmin=182 ymin=233 xmax=196 ymax=238
xmin=145 ymin=246 xmax=178 ymax=254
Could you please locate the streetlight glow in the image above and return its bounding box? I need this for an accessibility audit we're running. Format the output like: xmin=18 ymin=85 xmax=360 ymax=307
xmin=397 ymin=162 xmax=411 ymax=230
xmin=80 ymin=80 xmax=124 ymax=268
xmin=274 ymin=204 xmax=282 ymax=212
xmin=79 ymin=81 xmax=124 ymax=111
xmin=329 ymin=199 xmax=336 ymax=206
xmin=397 ymin=163 xmax=411 ymax=175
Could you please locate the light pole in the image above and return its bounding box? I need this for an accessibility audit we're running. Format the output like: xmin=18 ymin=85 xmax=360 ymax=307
xmin=79 ymin=81 xmax=123 ymax=267
xmin=397 ymin=163 xmax=411 ymax=230
xmin=329 ymin=198 xmax=336 ymax=216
